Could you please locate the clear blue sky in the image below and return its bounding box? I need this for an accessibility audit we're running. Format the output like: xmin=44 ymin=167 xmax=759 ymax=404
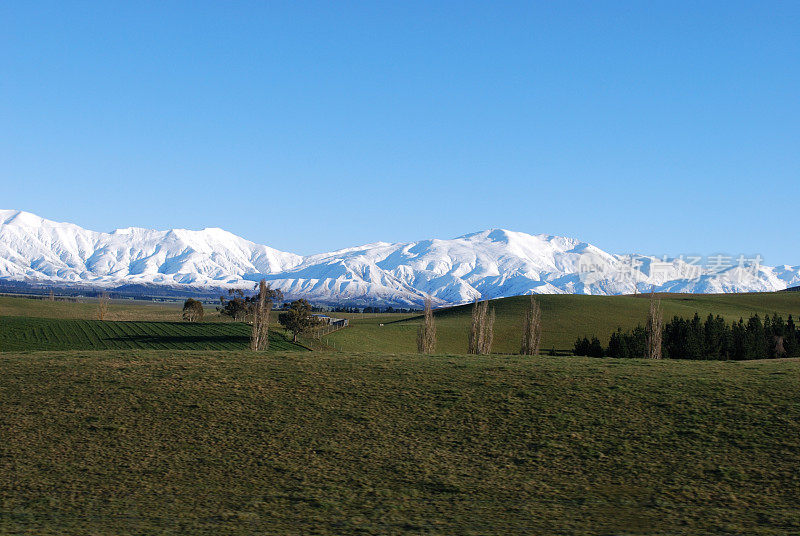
xmin=2 ymin=1 xmax=798 ymax=264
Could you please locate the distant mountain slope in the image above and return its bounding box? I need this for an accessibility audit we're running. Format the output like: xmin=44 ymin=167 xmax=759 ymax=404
xmin=0 ymin=209 xmax=302 ymax=287
xmin=1 ymin=209 xmax=799 ymax=305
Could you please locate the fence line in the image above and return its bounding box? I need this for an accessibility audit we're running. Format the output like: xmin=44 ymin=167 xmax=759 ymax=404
xmin=311 ymin=317 xmax=349 ymax=340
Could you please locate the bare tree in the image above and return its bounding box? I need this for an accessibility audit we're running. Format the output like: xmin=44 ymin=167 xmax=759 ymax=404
xmin=97 ymin=291 xmax=110 ymax=321
xmin=468 ymin=300 xmax=482 ymax=354
xmin=521 ymin=295 xmax=542 ymax=355
xmin=250 ymin=280 xmax=278 ymax=351
xmin=484 ymin=306 xmax=495 ymax=355
xmin=417 ymin=297 xmax=436 ymax=354
xmin=646 ymin=292 xmax=663 ymax=359
xmin=468 ymin=300 xmax=495 ymax=355
xmin=48 ymin=289 xmax=55 ymax=301
xmin=773 ymin=335 xmax=786 ymax=358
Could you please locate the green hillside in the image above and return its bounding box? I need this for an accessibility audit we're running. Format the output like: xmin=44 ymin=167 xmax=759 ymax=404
xmin=327 ymin=292 xmax=800 ymax=354
xmin=0 ymin=316 xmax=305 ymax=352
xmin=3 ymin=292 xmax=800 ymax=355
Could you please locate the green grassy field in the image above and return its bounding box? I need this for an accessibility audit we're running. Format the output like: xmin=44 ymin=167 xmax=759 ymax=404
xmin=0 ymin=316 xmax=305 ymax=352
xmin=1 ymin=350 xmax=798 ymax=535
xmin=2 ymin=292 xmax=799 ymax=534
xmin=4 ymin=292 xmax=800 ymax=355
xmin=328 ymin=292 xmax=800 ymax=354
xmin=0 ymin=295 xmax=226 ymax=322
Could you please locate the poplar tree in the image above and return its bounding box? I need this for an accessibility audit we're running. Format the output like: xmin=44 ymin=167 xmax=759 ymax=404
xmin=250 ymin=280 xmax=280 ymax=351
xmin=468 ymin=300 xmax=495 ymax=355
xmin=646 ymin=292 xmax=663 ymax=359
xmin=417 ymin=297 xmax=436 ymax=354
xmin=520 ymin=295 xmax=542 ymax=356
xmin=97 ymin=291 xmax=111 ymax=321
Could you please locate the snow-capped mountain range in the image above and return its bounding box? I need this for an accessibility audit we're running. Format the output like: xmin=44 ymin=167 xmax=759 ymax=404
xmin=1 ymin=209 xmax=799 ymax=306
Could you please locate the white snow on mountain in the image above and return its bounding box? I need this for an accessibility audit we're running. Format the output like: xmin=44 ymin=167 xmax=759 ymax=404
xmin=1 ymin=209 xmax=799 ymax=306
xmin=0 ymin=209 xmax=302 ymax=288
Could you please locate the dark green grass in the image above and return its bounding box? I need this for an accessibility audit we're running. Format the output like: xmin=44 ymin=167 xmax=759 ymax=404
xmin=1 ymin=351 xmax=798 ymax=535
xmin=329 ymin=292 xmax=800 ymax=354
xmin=0 ymin=295 xmax=204 ymax=322
xmin=0 ymin=316 xmax=304 ymax=352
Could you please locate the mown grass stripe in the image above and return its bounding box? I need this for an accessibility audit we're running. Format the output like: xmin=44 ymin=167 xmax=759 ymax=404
xmin=99 ymin=320 xmax=127 ymax=349
xmin=50 ymin=320 xmax=73 ymax=349
xmin=75 ymin=320 xmax=102 ymax=350
xmin=84 ymin=320 xmax=113 ymax=350
xmin=92 ymin=320 xmax=117 ymax=350
xmin=0 ymin=316 xmax=304 ymax=353
xmin=148 ymin=321 xmax=180 ymax=350
xmin=127 ymin=321 xmax=153 ymax=349
xmin=108 ymin=321 xmax=134 ymax=348
xmin=41 ymin=323 xmax=57 ymax=348
xmin=94 ymin=320 xmax=118 ymax=348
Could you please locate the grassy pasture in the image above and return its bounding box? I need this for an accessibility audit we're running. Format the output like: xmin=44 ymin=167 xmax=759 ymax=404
xmin=0 ymin=316 xmax=305 ymax=352
xmin=328 ymin=292 xmax=800 ymax=354
xmin=0 ymin=295 xmax=228 ymax=322
xmin=0 ymin=295 xmax=414 ymax=325
xmin=1 ymin=351 xmax=798 ymax=535
xmin=3 ymin=292 xmax=800 ymax=355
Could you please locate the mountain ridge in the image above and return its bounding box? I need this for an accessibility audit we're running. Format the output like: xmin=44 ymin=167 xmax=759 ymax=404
xmin=1 ymin=209 xmax=799 ymax=306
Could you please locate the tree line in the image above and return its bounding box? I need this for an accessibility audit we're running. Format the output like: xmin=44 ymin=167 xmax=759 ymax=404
xmin=575 ymin=307 xmax=799 ymax=360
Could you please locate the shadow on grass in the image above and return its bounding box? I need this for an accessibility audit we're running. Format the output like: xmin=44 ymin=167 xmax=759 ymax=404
xmin=102 ymin=333 xmax=309 ymax=351
xmin=104 ymin=335 xmax=251 ymax=345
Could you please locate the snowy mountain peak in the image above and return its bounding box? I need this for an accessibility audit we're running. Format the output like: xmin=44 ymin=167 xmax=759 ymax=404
xmin=0 ymin=210 xmax=302 ymax=289
xmin=2 ymin=209 xmax=46 ymax=226
xmin=1 ymin=210 xmax=798 ymax=306
xmin=459 ymin=228 xmax=514 ymax=241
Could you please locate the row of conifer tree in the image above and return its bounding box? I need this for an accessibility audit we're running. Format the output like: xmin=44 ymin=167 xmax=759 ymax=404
xmin=575 ymin=312 xmax=800 ymax=360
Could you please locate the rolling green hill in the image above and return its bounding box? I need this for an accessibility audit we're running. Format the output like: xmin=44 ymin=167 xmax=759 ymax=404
xmin=0 ymin=316 xmax=305 ymax=352
xmin=3 ymin=292 xmax=800 ymax=355
xmin=327 ymin=292 xmax=800 ymax=354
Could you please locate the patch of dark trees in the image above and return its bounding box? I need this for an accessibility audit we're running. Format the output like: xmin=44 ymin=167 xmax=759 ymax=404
xmin=575 ymin=313 xmax=800 ymax=360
